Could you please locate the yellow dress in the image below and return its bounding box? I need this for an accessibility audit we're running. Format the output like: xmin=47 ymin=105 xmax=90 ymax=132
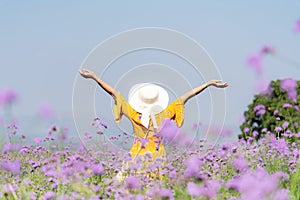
xmin=113 ymin=91 xmax=185 ymax=162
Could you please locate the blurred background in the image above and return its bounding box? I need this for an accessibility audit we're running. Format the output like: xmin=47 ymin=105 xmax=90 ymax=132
xmin=0 ymin=1 xmax=299 ymax=146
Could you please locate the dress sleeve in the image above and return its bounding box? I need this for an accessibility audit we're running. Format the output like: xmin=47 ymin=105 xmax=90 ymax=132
xmin=165 ymin=98 xmax=185 ymax=127
xmin=113 ymin=92 xmax=127 ymax=123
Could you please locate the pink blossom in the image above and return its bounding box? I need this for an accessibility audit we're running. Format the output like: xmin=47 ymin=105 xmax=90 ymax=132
xmin=156 ymin=119 xmax=192 ymax=146
xmin=124 ymin=176 xmax=141 ymax=190
xmin=91 ymin=164 xmax=104 ymax=175
xmin=186 ymin=182 xmax=201 ymax=197
xmin=275 ymin=126 xmax=282 ymax=132
xmin=0 ymin=159 xmax=21 ymax=174
xmin=0 ymin=89 xmax=18 ymax=108
xmin=280 ymin=78 xmax=297 ymax=102
xmin=34 ymin=137 xmax=42 ymax=144
xmin=43 ymin=191 xmax=56 ymax=200
xmin=254 ymin=104 xmax=266 ymax=116
xmin=191 ymin=122 xmax=202 ymax=130
xmin=2 ymin=143 xmax=20 ymax=154
xmin=255 ymin=79 xmax=270 ymax=94
xmin=243 ymin=127 xmax=250 ymax=133
xmin=253 ymin=131 xmax=259 ymax=137
xmin=260 ymin=45 xmax=276 ymax=54
xmin=282 ymin=103 xmax=292 ymax=108
xmin=273 ymin=189 xmax=289 ymax=200
xmin=184 ymin=155 xmax=203 ymax=178
xmin=38 ymin=102 xmax=55 ymax=119
xmin=282 ymin=121 xmax=289 ymax=129
xmin=246 ymin=54 xmax=263 ymax=74
xmin=3 ymin=184 xmax=17 ymax=194
xmin=233 ymin=155 xmax=248 ymax=172
xmin=226 ymin=167 xmax=284 ymax=200
xmin=293 ymin=19 xmax=300 ymax=32
xmin=139 ymin=138 xmax=149 ymax=148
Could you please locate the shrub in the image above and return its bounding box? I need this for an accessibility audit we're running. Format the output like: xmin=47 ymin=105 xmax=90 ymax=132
xmin=239 ymin=78 xmax=300 ymax=142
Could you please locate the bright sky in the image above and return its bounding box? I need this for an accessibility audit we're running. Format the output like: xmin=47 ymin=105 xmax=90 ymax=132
xmin=1 ymin=1 xmax=300 ymax=143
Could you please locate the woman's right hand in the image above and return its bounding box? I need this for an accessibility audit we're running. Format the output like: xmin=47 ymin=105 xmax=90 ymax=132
xmin=79 ymin=68 xmax=95 ymax=79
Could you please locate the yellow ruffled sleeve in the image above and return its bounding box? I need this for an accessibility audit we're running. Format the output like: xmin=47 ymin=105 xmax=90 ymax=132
xmin=164 ymin=98 xmax=185 ymax=127
xmin=113 ymin=92 xmax=127 ymax=123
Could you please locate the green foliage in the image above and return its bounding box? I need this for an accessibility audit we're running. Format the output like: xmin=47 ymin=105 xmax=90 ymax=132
xmin=239 ymin=79 xmax=300 ymax=142
xmin=289 ymin=162 xmax=300 ymax=200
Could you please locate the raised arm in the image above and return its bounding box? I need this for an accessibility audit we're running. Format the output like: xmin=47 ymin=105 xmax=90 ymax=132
xmin=79 ymin=69 xmax=116 ymax=100
xmin=180 ymin=80 xmax=228 ymax=104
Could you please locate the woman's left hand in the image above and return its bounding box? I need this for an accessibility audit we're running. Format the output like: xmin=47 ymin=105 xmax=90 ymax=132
xmin=207 ymin=80 xmax=229 ymax=88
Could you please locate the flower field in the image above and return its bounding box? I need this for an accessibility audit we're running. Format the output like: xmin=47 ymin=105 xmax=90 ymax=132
xmin=0 ymin=121 xmax=299 ymax=199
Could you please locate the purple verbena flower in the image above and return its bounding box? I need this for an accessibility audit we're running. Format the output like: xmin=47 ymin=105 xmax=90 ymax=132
xmin=253 ymin=131 xmax=259 ymax=137
xmin=226 ymin=167 xmax=284 ymax=200
xmin=125 ymin=176 xmax=140 ymax=190
xmin=280 ymin=78 xmax=297 ymax=102
xmin=282 ymin=103 xmax=292 ymax=108
xmin=261 ymin=128 xmax=267 ymax=133
xmin=282 ymin=121 xmax=289 ymax=129
xmin=91 ymin=164 xmax=104 ymax=175
xmin=2 ymin=143 xmax=20 ymax=154
xmin=158 ymin=188 xmax=174 ymax=200
xmin=3 ymin=184 xmax=17 ymax=194
xmin=186 ymin=182 xmax=201 ymax=197
xmin=273 ymin=189 xmax=289 ymax=200
xmin=255 ymin=79 xmax=270 ymax=94
xmin=184 ymin=155 xmax=203 ymax=178
xmin=34 ymin=137 xmax=42 ymax=144
xmin=233 ymin=155 xmax=248 ymax=172
xmin=253 ymin=104 xmax=266 ymax=116
xmin=260 ymin=45 xmax=276 ymax=54
xmin=200 ymin=180 xmax=221 ymax=199
xmin=275 ymin=126 xmax=282 ymax=132
xmin=0 ymin=89 xmax=18 ymax=108
xmin=294 ymin=19 xmax=300 ymax=32
xmin=156 ymin=119 xmax=191 ymax=146
xmin=38 ymin=102 xmax=55 ymax=119
xmin=139 ymin=138 xmax=149 ymax=148
xmin=43 ymin=191 xmax=56 ymax=200
xmin=243 ymin=127 xmax=250 ymax=133
xmin=247 ymin=54 xmax=263 ymax=74
xmin=256 ymin=109 xmax=266 ymax=116
xmin=99 ymin=121 xmax=108 ymax=129
xmin=0 ymin=159 xmax=21 ymax=174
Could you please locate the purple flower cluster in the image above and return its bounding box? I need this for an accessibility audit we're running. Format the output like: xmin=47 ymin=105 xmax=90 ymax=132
xmin=0 ymin=125 xmax=298 ymax=199
xmin=253 ymin=104 xmax=266 ymax=116
xmin=0 ymin=89 xmax=18 ymax=108
xmin=246 ymin=45 xmax=276 ymax=76
xmin=294 ymin=19 xmax=300 ymax=32
xmin=0 ymin=115 xmax=299 ymax=199
xmin=227 ymin=167 xmax=288 ymax=200
xmin=280 ymin=78 xmax=298 ymax=102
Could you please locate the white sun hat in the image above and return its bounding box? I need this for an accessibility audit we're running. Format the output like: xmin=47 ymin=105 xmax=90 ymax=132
xmin=128 ymin=83 xmax=169 ymax=128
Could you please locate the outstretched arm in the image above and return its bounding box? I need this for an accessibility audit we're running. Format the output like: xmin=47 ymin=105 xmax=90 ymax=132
xmin=79 ymin=69 xmax=116 ymax=99
xmin=180 ymin=80 xmax=228 ymax=104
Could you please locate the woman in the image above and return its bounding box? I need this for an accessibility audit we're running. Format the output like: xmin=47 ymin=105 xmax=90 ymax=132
xmin=79 ymin=69 xmax=228 ymax=177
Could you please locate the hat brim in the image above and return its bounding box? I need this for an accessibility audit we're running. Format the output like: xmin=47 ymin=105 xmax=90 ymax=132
xmin=128 ymin=83 xmax=169 ymax=115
